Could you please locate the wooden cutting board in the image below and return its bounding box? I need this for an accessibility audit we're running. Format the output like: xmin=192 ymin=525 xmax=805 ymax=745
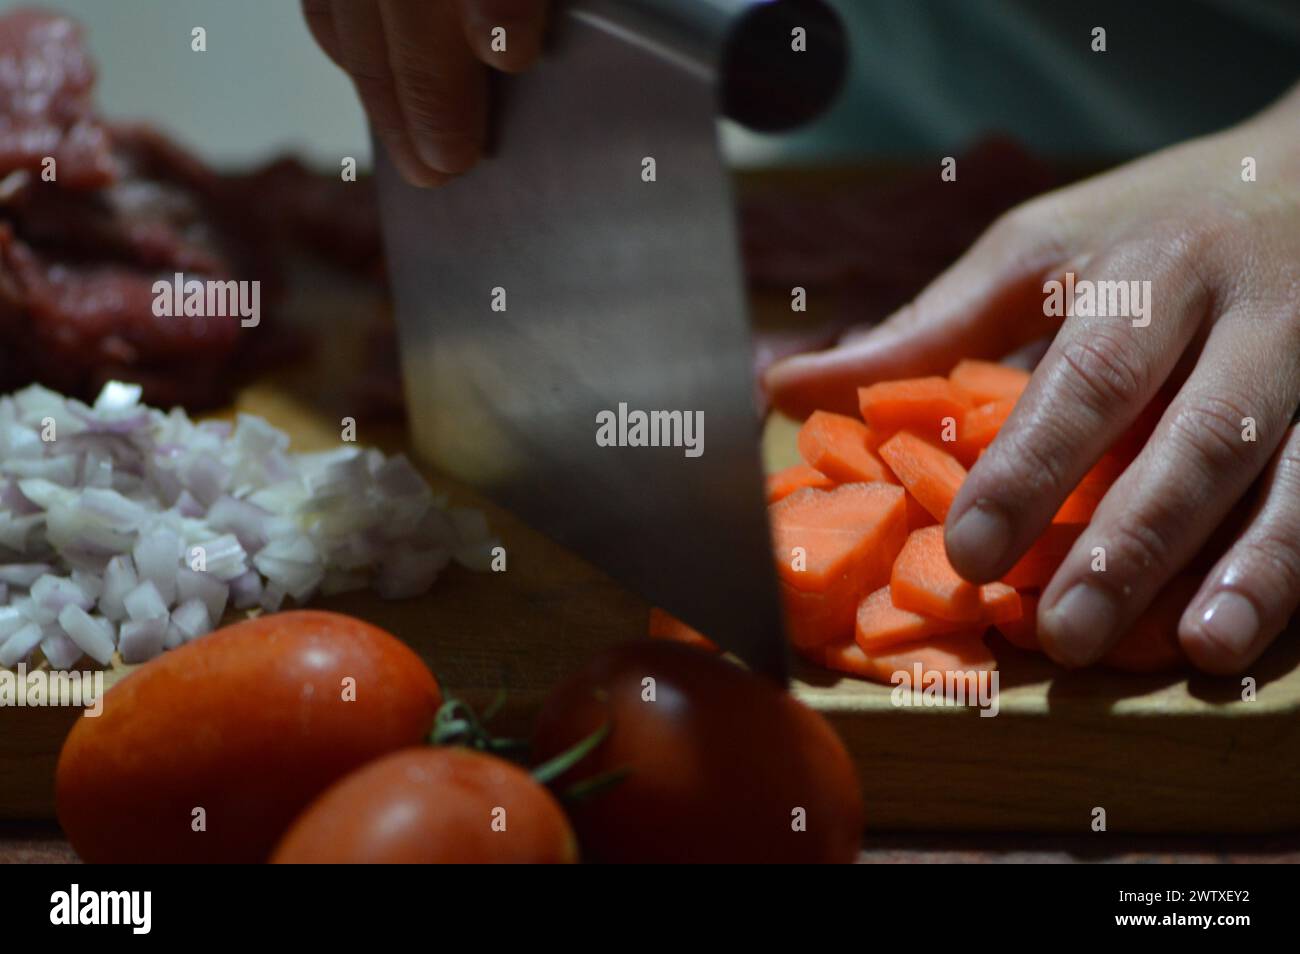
xmin=3 ymin=385 xmax=1298 ymax=832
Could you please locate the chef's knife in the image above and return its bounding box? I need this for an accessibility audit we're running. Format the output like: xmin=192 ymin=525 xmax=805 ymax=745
xmin=375 ymin=0 xmax=846 ymax=680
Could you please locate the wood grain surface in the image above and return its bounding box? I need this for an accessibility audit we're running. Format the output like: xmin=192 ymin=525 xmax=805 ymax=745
xmin=3 ymin=388 xmax=1296 ymax=832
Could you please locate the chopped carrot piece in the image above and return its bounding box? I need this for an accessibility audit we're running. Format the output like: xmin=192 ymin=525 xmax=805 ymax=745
xmin=904 ymin=491 xmax=936 ymax=531
xmin=765 ymin=463 xmax=834 ymax=504
xmin=953 ymin=398 xmax=1016 ymax=464
xmin=949 ymin=360 xmax=1030 ymax=404
xmin=647 ymin=608 xmax=719 ymax=652
xmin=996 ymin=592 xmax=1041 ymax=652
xmin=857 ymin=377 xmax=973 ymax=445
xmin=1101 ymin=577 xmax=1199 ymax=673
xmin=855 ymin=585 xmax=965 ymax=652
xmin=867 ymin=634 xmax=998 ymax=697
xmin=878 ymin=431 xmax=968 ymax=522
xmin=822 ymin=632 xmax=996 ymax=691
xmin=802 ymin=638 xmax=874 ymax=678
xmin=890 ymin=526 xmax=982 ymax=622
xmin=979 ymin=582 xmax=1022 ymax=625
xmin=771 ymin=483 xmax=907 ymax=648
xmin=1052 ymin=453 xmax=1124 ymax=524
xmin=796 ymin=411 xmax=893 ymax=483
xmin=1001 ymin=523 xmax=1084 ymax=589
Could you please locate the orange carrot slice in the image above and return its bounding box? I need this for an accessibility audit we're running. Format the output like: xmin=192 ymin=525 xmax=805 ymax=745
xmin=1052 ymin=453 xmax=1124 ymax=525
xmin=647 ymin=608 xmax=719 ymax=652
xmin=1001 ymin=523 xmax=1084 ymax=589
xmin=890 ymin=526 xmax=982 ymax=622
xmin=996 ymin=592 xmax=1041 ymax=652
xmin=979 ymin=582 xmax=1022 ymax=625
xmin=868 ymin=634 xmax=998 ymax=697
xmin=1101 ymin=576 xmax=1199 ymax=673
xmin=765 ymin=463 xmax=834 ymax=504
xmin=855 ymin=585 xmax=965 ymax=651
xmin=878 ymin=431 xmax=968 ymax=522
xmin=803 ymin=638 xmax=873 ymax=678
xmin=904 ymin=491 xmax=936 ymax=531
xmin=949 ymin=360 xmax=1030 ymax=404
xmin=771 ymin=483 xmax=907 ymax=648
xmin=796 ymin=411 xmax=892 ymax=483
xmin=857 ymin=376 xmax=973 ymax=445
xmin=953 ymin=398 xmax=1016 ymax=464
xmin=820 ymin=632 xmax=996 ymax=691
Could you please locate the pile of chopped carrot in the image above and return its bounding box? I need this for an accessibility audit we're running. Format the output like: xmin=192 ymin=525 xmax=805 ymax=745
xmin=655 ymin=360 xmax=1198 ymax=686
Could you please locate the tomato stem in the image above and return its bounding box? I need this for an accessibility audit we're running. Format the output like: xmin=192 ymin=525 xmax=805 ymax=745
xmin=531 ymin=722 xmax=610 ymax=785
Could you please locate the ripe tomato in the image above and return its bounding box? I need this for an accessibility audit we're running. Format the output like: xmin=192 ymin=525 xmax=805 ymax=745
xmin=56 ymin=610 xmax=441 ymax=863
xmin=271 ymin=747 xmax=578 ymax=863
xmin=532 ymin=641 xmax=863 ymax=863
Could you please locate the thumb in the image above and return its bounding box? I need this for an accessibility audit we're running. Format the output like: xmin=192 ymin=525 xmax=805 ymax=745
xmin=763 ymin=210 xmax=1064 ymax=418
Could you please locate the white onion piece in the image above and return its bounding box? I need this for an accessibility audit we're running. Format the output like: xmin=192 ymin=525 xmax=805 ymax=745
xmin=93 ymin=381 xmax=143 ymax=412
xmin=0 ymin=564 xmax=51 ymax=587
xmin=0 ymin=605 xmax=26 ymax=640
xmin=206 ymin=496 xmax=269 ymax=552
xmin=0 ymin=622 xmax=42 ymax=667
xmin=197 ymin=533 xmax=249 ymax=582
xmin=99 ymin=555 xmax=137 ymax=621
xmin=58 ymin=605 xmax=116 ymax=666
xmin=133 ymin=527 xmax=181 ymax=603
xmin=123 ymin=580 xmax=168 ymax=622
xmin=119 ymin=618 xmax=166 ymax=663
xmin=40 ymin=629 xmax=82 ymax=669
xmin=30 ymin=575 xmax=94 ymax=624
xmin=72 ymin=569 xmax=104 ymax=602
xmin=228 ymin=570 xmax=262 ymax=609
xmin=176 ymin=568 xmax=228 ymax=624
xmin=259 ymin=582 xmax=286 ymax=613
xmin=164 ymin=621 xmax=185 ymax=650
xmin=170 ymin=599 xmax=211 ymax=642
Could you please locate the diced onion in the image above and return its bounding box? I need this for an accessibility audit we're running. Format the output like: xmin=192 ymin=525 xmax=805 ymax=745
xmin=0 ymin=381 xmax=495 ymax=669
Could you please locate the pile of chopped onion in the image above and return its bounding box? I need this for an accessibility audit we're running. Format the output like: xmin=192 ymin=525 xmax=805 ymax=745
xmin=0 ymin=382 xmax=497 ymax=669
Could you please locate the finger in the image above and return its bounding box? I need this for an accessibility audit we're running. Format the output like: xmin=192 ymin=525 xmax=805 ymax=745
xmin=330 ymin=0 xmax=449 ymax=188
xmin=945 ymin=240 xmax=1211 ymax=585
xmin=302 ymin=0 xmax=344 ymax=68
xmin=457 ymin=0 xmax=548 ymax=72
xmin=1037 ymin=312 xmax=1299 ymax=667
xmin=381 ymin=0 xmax=487 ymax=176
xmin=763 ymin=204 xmax=1066 ymax=418
xmin=1179 ymin=423 xmax=1300 ymax=674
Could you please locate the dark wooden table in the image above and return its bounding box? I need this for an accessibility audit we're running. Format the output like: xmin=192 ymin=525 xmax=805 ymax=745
xmin=5 ymin=822 xmax=1295 ymax=864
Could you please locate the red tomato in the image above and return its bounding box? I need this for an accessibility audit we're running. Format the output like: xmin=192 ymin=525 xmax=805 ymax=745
xmin=271 ymin=747 xmax=578 ymax=863
xmin=56 ymin=611 xmax=441 ymax=863
xmin=532 ymin=641 xmax=863 ymax=863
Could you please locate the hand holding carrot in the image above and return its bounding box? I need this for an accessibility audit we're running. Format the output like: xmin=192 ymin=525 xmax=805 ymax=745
xmin=766 ymin=81 xmax=1300 ymax=676
xmin=302 ymin=0 xmax=547 ymax=186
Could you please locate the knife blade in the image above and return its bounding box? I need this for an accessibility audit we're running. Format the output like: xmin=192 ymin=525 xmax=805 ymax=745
xmin=375 ymin=0 xmax=845 ymax=680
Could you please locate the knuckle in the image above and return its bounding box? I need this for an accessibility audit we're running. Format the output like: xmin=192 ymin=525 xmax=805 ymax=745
xmin=1057 ymin=330 xmax=1149 ymax=414
xmin=396 ymin=77 xmax=472 ymax=134
xmin=1247 ymin=528 xmax=1300 ymax=601
xmin=1105 ymin=507 xmax=1177 ymax=579
xmin=1167 ymin=392 xmax=1261 ymax=475
xmin=984 ymin=199 xmax=1066 ymax=259
xmin=348 ymin=67 xmax=397 ymax=103
xmin=995 ymin=422 xmax=1075 ymax=500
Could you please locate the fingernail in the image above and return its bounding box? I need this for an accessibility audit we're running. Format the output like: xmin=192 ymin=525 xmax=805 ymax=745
xmin=1197 ymin=590 xmax=1259 ymax=656
xmin=1041 ymin=583 xmax=1119 ymax=666
xmin=946 ymin=502 xmax=1011 ymax=576
xmin=416 ymin=135 xmax=481 ymax=176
